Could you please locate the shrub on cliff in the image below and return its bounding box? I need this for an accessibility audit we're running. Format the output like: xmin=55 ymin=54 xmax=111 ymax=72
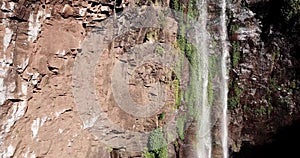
xmin=148 ymin=128 xmax=168 ymax=158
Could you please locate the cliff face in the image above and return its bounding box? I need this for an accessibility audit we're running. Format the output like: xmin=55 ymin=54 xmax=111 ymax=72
xmin=227 ymin=0 xmax=300 ymax=156
xmin=0 ymin=0 xmax=299 ymax=158
xmin=0 ymin=0 xmax=180 ymax=157
xmin=0 ymin=0 xmax=118 ymax=157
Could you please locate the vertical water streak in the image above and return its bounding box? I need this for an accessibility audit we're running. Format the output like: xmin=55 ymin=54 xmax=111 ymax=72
xmin=220 ymin=0 xmax=229 ymax=158
xmin=196 ymin=0 xmax=212 ymax=158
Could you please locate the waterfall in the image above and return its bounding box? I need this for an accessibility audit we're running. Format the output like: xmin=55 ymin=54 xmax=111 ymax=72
xmin=195 ymin=0 xmax=229 ymax=158
xmin=220 ymin=0 xmax=229 ymax=157
xmin=196 ymin=0 xmax=212 ymax=158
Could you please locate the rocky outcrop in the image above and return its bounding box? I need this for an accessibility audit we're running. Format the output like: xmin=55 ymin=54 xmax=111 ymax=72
xmin=227 ymin=0 xmax=300 ymax=155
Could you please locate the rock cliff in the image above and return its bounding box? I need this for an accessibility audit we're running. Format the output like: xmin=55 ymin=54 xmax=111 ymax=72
xmin=0 ymin=0 xmax=299 ymax=158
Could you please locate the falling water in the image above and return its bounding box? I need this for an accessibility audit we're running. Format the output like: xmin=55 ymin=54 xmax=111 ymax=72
xmin=195 ymin=0 xmax=212 ymax=158
xmin=195 ymin=0 xmax=229 ymax=157
xmin=220 ymin=0 xmax=229 ymax=158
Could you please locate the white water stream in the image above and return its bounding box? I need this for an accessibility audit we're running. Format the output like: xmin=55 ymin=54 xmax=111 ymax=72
xmin=196 ymin=0 xmax=211 ymax=157
xmin=220 ymin=0 xmax=229 ymax=157
xmin=196 ymin=0 xmax=229 ymax=158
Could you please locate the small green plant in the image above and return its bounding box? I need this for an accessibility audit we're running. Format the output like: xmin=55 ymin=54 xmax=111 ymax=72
xmin=255 ymin=106 xmax=267 ymax=116
xmin=148 ymin=128 xmax=168 ymax=158
xmin=143 ymin=150 xmax=155 ymax=158
xmin=231 ymin=24 xmax=239 ymax=33
xmin=228 ymin=97 xmax=239 ymax=110
xmin=107 ymin=146 xmax=113 ymax=152
xmin=146 ymin=31 xmax=158 ymax=41
xmin=269 ymin=78 xmax=280 ymax=92
xmin=158 ymin=112 xmax=166 ymax=120
xmin=232 ymin=41 xmax=240 ymax=68
xmin=228 ymin=81 xmax=243 ymax=109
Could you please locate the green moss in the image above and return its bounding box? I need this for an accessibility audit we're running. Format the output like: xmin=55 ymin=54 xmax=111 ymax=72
xmin=207 ymin=55 xmax=219 ymax=106
xmin=229 ymin=23 xmax=240 ymax=68
xmin=232 ymin=41 xmax=240 ymax=68
xmin=228 ymin=81 xmax=243 ymax=110
xmin=207 ymin=74 xmax=213 ymax=106
xmin=185 ymin=42 xmax=199 ymax=69
xmin=174 ymin=79 xmax=181 ymax=108
xmin=209 ymin=55 xmax=219 ymax=78
xmin=171 ymin=0 xmax=200 ymax=144
xmin=176 ymin=116 xmax=186 ymax=140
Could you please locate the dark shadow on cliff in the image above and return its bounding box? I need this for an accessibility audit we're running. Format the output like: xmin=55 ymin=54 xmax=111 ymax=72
xmin=231 ymin=119 xmax=300 ymax=158
xmin=249 ymin=0 xmax=300 ymax=57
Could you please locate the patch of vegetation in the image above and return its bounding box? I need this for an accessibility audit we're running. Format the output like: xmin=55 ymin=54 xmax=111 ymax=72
xmin=255 ymin=105 xmax=267 ymax=116
xmin=146 ymin=31 xmax=158 ymax=41
xmin=107 ymin=146 xmax=113 ymax=152
xmin=269 ymin=78 xmax=280 ymax=91
xmin=207 ymin=55 xmax=219 ymax=106
xmin=254 ymin=104 xmax=274 ymax=117
xmin=176 ymin=116 xmax=186 ymax=140
xmin=228 ymin=81 xmax=243 ymax=109
xmin=143 ymin=150 xmax=155 ymax=158
xmin=230 ymin=24 xmax=239 ymax=33
xmin=170 ymin=0 xmax=200 ymax=144
xmin=281 ymin=0 xmax=300 ymax=22
xmin=209 ymin=55 xmax=219 ymax=78
xmin=174 ymin=79 xmax=181 ymax=108
xmin=158 ymin=112 xmax=166 ymax=121
xmin=147 ymin=128 xmax=168 ymax=158
xmin=267 ymin=106 xmax=273 ymax=116
xmin=207 ymin=74 xmax=214 ymax=106
xmin=229 ymin=24 xmax=240 ymax=68
xmin=290 ymin=80 xmax=298 ymax=90
xmin=228 ymin=96 xmax=239 ymax=110
xmin=271 ymin=45 xmax=280 ymax=62
xmin=232 ymin=41 xmax=240 ymax=68
xmin=227 ymin=22 xmax=241 ymax=110
xmin=187 ymin=0 xmax=198 ymax=19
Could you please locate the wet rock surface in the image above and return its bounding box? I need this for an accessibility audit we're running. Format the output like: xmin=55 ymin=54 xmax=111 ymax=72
xmin=227 ymin=0 xmax=300 ymax=155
